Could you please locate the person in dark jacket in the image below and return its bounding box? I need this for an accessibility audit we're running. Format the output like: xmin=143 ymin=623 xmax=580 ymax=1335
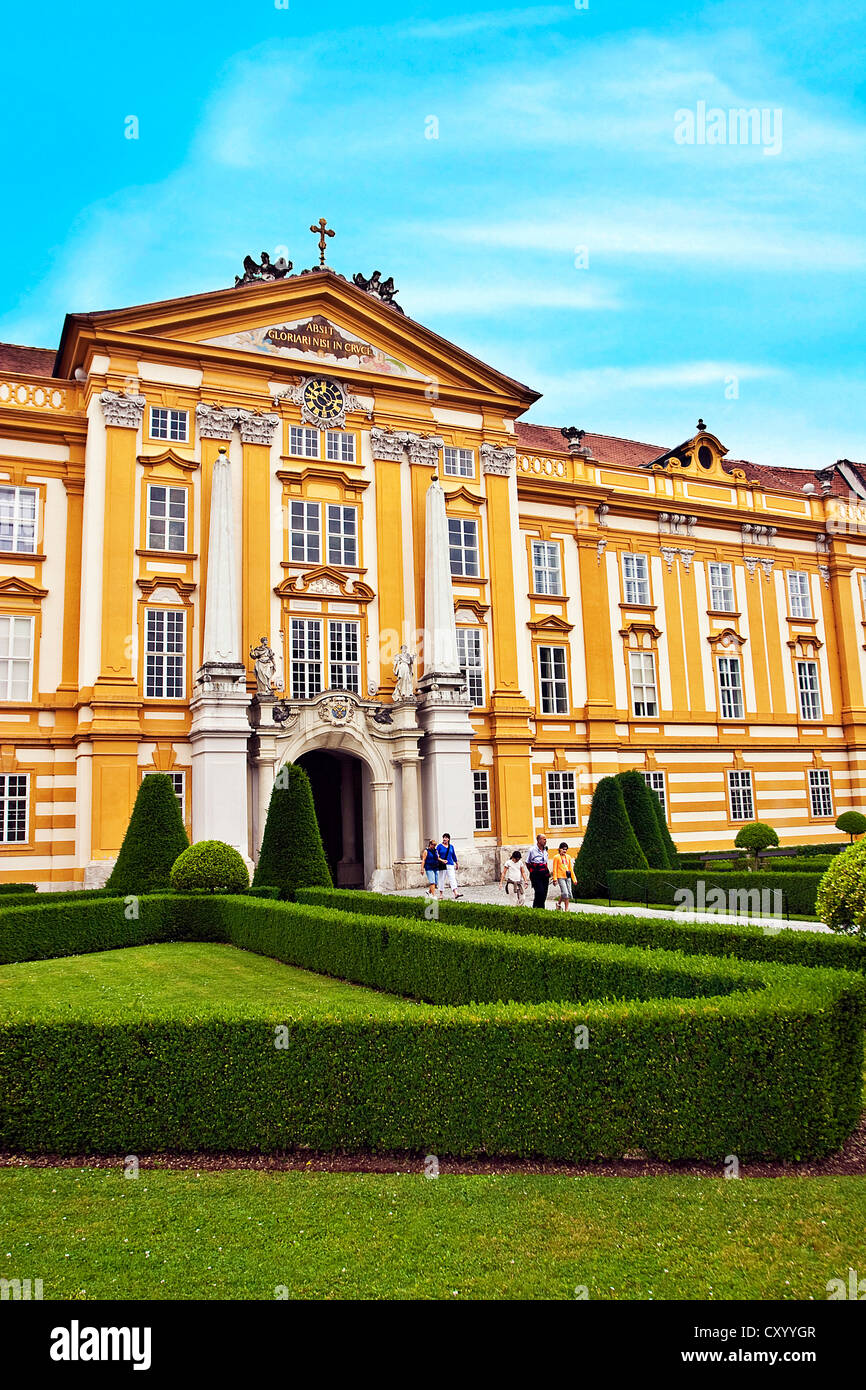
xmin=526 ymin=835 xmax=550 ymax=909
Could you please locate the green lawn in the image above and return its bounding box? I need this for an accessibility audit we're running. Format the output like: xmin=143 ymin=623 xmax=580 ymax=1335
xmin=0 ymin=943 xmax=420 ymax=1020
xmin=1 ymin=1167 xmax=863 ymax=1300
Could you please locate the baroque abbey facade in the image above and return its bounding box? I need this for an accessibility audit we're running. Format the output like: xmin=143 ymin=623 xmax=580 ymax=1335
xmin=0 ymin=253 xmax=863 ymax=887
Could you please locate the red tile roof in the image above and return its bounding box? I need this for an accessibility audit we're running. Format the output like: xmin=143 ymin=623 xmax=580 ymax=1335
xmin=0 ymin=342 xmax=56 ymax=376
xmin=515 ymin=422 xmax=666 ymax=468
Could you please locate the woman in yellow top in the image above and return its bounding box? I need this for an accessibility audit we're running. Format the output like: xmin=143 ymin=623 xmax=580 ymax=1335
xmin=550 ymin=841 xmax=576 ymax=912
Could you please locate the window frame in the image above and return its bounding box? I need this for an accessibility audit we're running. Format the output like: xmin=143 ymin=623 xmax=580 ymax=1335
xmin=149 ymin=406 xmax=189 ymax=443
xmin=796 ymin=659 xmax=823 ymax=722
xmin=708 ymin=561 xmax=735 ymax=613
xmin=328 ymin=619 xmax=361 ymax=693
xmin=0 ymin=772 xmax=29 ymax=845
xmin=546 ymin=770 xmax=578 ymax=829
xmin=0 ymin=485 xmax=38 ymax=555
xmin=0 ymin=614 xmax=34 ymax=702
xmin=326 ymin=504 xmax=358 ymax=568
xmin=642 ymin=770 xmax=667 ymax=819
xmin=456 ymin=627 xmax=485 ymax=708
xmin=289 ymin=425 xmax=320 ymax=459
xmin=447 ymin=516 xmax=480 ymax=578
xmin=716 ymin=654 xmax=745 ymax=720
xmin=531 ymin=540 xmax=563 ymax=596
xmin=537 ymin=644 xmax=569 ymax=715
xmin=143 ymin=608 xmax=186 ymax=700
xmin=622 ymin=552 xmax=651 ymax=605
xmin=289 ymin=618 xmax=324 ymax=699
xmin=325 ymin=430 xmax=356 ymax=464
xmin=807 ymin=768 xmax=833 ymax=819
xmin=472 ymin=770 xmax=491 ymax=831
xmin=442 ymin=446 xmax=475 ymax=478
xmin=146 ymin=482 xmax=188 ymax=553
xmin=628 ymin=649 xmax=658 ymax=719
xmin=727 ymin=768 xmax=755 ymax=822
xmin=289 ymin=500 xmax=322 ymax=565
xmin=787 ymin=570 xmax=812 ymax=619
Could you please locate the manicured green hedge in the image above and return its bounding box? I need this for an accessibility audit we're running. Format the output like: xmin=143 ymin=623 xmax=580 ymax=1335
xmin=295 ymin=887 xmax=866 ymax=973
xmin=0 ymin=893 xmax=863 ymax=1159
xmin=757 ymin=857 xmax=833 ymax=873
xmin=606 ymin=870 xmax=821 ymax=917
xmin=0 ymin=883 xmax=36 ymax=895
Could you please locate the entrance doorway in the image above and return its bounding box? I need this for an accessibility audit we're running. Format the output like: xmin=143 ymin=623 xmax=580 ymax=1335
xmin=295 ymin=750 xmax=364 ymax=887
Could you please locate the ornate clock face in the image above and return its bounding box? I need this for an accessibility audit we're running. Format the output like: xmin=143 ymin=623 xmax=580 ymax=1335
xmin=303 ymin=377 xmax=344 ymax=423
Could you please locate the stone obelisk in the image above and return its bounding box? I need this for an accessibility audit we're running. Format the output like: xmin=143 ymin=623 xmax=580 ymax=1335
xmin=416 ymin=473 xmax=483 ymax=882
xmin=189 ymin=446 xmax=252 ymax=864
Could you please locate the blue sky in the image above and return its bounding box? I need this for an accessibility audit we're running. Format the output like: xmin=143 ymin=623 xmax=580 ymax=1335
xmin=1 ymin=0 xmax=864 ymax=467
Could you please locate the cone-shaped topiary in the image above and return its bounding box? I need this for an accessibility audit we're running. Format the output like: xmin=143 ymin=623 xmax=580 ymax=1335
xmin=169 ymin=840 xmax=249 ymax=893
xmin=617 ymin=770 xmax=670 ymax=870
xmin=252 ymin=762 xmax=332 ymax=898
xmin=105 ymin=773 xmax=189 ymax=895
xmin=574 ymin=776 xmax=648 ymax=897
xmin=647 ymin=781 xmax=679 ymax=869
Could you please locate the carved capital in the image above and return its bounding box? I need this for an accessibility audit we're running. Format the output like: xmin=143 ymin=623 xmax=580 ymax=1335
xmin=370 ymin=427 xmax=409 ymax=462
xmin=99 ymin=390 xmax=146 ymax=429
xmin=406 ymin=432 xmax=445 ymax=467
xmin=236 ymin=409 xmax=280 ymax=446
xmin=195 ymin=403 xmax=237 ymax=440
xmin=480 ymin=442 xmax=516 ymax=476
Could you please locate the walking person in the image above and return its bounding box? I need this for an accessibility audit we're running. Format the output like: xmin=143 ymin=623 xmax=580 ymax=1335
xmin=526 ymin=834 xmax=550 ymax=909
xmin=421 ymin=838 xmax=440 ymax=898
xmin=550 ymin=841 xmax=576 ymax=911
xmin=436 ymin=833 xmax=462 ymax=899
xmin=499 ymin=850 xmax=530 ymax=906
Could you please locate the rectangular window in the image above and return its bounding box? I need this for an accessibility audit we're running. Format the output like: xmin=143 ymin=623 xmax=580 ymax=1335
xmin=547 ymin=770 xmax=577 ymax=828
xmin=289 ymin=426 xmax=320 ymax=459
xmin=325 ymin=431 xmax=356 ymax=464
xmin=472 ymin=770 xmax=490 ymax=831
xmin=328 ymin=620 xmax=360 ymax=693
xmin=728 ymin=769 xmax=754 ymax=822
xmin=531 ymin=541 xmax=562 ymax=596
xmin=146 ymin=484 xmax=187 ymax=552
xmin=0 ymin=772 xmax=28 ymax=843
xmin=717 ymin=656 xmax=745 ymax=719
xmin=808 ymin=768 xmax=833 ymax=818
xmin=456 ymin=628 xmax=485 ymax=707
xmin=538 ymin=645 xmax=569 ymax=714
xmin=326 ymin=505 xmax=358 ymax=567
xmin=443 ymin=446 xmax=475 ymax=478
xmin=150 ymin=407 xmax=188 ymax=442
xmin=797 ymin=660 xmax=822 ymax=721
xmin=622 ymin=553 xmax=650 ymax=605
xmin=144 ymin=609 xmax=185 ymax=699
xmin=629 ymin=650 xmax=658 ymax=718
xmin=0 ymin=486 xmax=37 ymax=554
xmin=708 ymin=562 xmax=735 ymax=612
xmin=290 ymin=619 xmax=323 ymax=699
xmin=0 ymin=615 xmax=33 ymax=701
xmin=448 ymin=518 xmax=479 ymax=577
xmin=290 ymin=501 xmax=321 ymax=564
xmin=145 ymin=769 xmax=185 ymax=820
xmin=788 ymin=571 xmax=812 ymax=619
xmin=642 ymin=770 xmax=667 ymax=818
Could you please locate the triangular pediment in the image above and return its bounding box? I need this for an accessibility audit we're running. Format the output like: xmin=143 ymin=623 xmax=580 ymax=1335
xmin=0 ymin=576 xmax=48 ymax=600
xmin=56 ymin=269 xmax=539 ymax=410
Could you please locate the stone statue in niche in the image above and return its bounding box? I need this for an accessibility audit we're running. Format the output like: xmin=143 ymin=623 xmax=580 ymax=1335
xmin=250 ymin=637 xmax=277 ymax=694
xmin=392 ymin=644 xmax=416 ymax=701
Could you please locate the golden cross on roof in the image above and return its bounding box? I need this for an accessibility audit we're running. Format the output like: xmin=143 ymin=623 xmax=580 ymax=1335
xmin=310 ymin=217 xmax=335 ymax=267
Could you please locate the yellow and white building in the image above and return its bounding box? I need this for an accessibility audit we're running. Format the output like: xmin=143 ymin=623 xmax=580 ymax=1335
xmin=0 ymin=250 xmax=864 ymax=887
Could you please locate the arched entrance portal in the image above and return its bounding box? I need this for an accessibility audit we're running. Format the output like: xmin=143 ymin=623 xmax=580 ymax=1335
xmin=295 ymin=750 xmax=364 ymax=887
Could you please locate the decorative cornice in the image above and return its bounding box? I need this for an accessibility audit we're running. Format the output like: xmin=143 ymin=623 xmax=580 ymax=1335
xmin=527 ymin=613 xmax=574 ymax=634
xmin=137 ymin=448 xmax=199 ymax=473
xmin=275 ymin=566 xmax=375 ymax=604
xmin=99 ymin=390 xmax=146 ymax=429
xmin=136 ymin=575 xmax=196 ymax=605
xmin=741 ymin=522 xmax=777 ymax=548
xmin=370 ymin=427 xmax=409 ymax=462
xmin=236 ymin=409 xmax=280 ymax=446
xmin=707 ymin=627 xmax=747 ymax=651
xmin=0 ymin=576 xmax=48 ymax=601
xmin=480 ymin=442 xmax=516 ymax=476
xmin=195 ymin=403 xmax=236 ymax=440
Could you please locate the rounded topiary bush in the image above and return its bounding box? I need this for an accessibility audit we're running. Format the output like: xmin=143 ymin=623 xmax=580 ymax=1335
xmin=169 ymin=840 xmax=249 ymax=894
xmin=734 ymin=820 xmax=779 ymax=869
xmin=835 ymin=810 xmax=866 ymax=843
xmin=816 ymin=840 xmax=866 ymax=937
